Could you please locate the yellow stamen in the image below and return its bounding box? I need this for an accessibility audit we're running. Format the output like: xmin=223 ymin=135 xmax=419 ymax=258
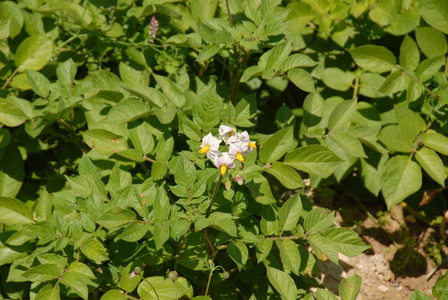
xmin=249 ymin=141 xmax=257 ymax=149
xmin=220 ymin=165 xmax=228 ymax=175
xmin=236 ymin=153 xmax=245 ymax=163
xmin=199 ymin=145 xmax=210 ymax=154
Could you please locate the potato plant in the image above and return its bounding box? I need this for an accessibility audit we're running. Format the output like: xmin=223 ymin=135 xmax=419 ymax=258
xmin=0 ymin=0 xmax=447 ymax=299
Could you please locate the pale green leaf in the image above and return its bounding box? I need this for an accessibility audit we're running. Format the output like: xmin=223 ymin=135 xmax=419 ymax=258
xmin=328 ymin=99 xmax=357 ymax=131
xmin=196 ymin=44 xmax=220 ymax=62
xmin=266 ymin=267 xmax=297 ymax=300
xmin=278 ymin=194 xmax=302 ymax=232
xmin=23 ymin=264 xmax=63 ymax=282
xmin=330 ymin=131 xmax=367 ymax=158
xmin=15 ymin=35 xmax=52 ymax=72
xmin=0 ymin=97 xmax=29 ymax=127
xmin=399 ymin=35 xmax=419 ymax=71
xmin=409 ymin=289 xmax=433 ymax=300
xmin=415 ymin=147 xmax=445 ymax=186
xmin=422 ymin=129 xmax=448 ymax=155
xmin=276 ymin=239 xmax=301 ymax=275
xmin=102 ymin=99 xmax=151 ymax=124
xmin=419 ymin=0 xmax=448 ymax=34
xmin=192 ymin=87 xmax=222 ymax=130
xmin=153 ymin=74 xmax=186 ymax=107
xmin=287 ymin=69 xmax=315 ymax=93
xmin=381 ymin=155 xmax=422 ymax=209
xmin=0 ymin=197 xmax=33 ymax=225
xmin=80 ymin=238 xmax=109 ymax=264
xmin=339 ymin=273 xmax=362 ymax=300
xmin=378 ymin=125 xmax=414 ymax=153
xmin=121 ymin=86 xmax=165 ymax=108
xmin=320 ymin=68 xmax=353 ymax=91
xmin=304 ymin=207 xmax=334 ymax=233
xmin=280 ymin=53 xmax=318 ymax=73
xmin=378 ymin=70 xmax=407 ymax=95
xmin=265 ymin=162 xmax=304 ymax=189
xmin=82 ymin=129 xmax=128 ymax=156
xmin=227 ymin=241 xmax=248 ymax=270
xmin=284 ymin=145 xmax=342 ymax=178
xmin=26 ymin=70 xmax=50 ymax=98
xmin=348 ymin=45 xmax=396 ymax=73
xmin=259 ymin=126 xmax=294 ymax=164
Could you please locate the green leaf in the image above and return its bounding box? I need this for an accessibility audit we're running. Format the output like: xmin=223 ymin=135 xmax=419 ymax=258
xmin=196 ymin=44 xmax=220 ymax=62
xmin=0 ymin=17 xmax=10 ymax=40
xmin=227 ymin=241 xmax=248 ymax=271
xmin=96 ymin=208 xmax=136 ymax=229
xmin=330 ymin=131 xmax=367 ymax=158
xmin=259 ymin=126 xmax=294 ymax=163
xmin=234 ymin=94 xmax=257 ymax=127
xmin=359 ymin=73 xmax=386 ymax=98
xmin=265 ymin=162 xmax=304 ymax=189
xmin=415 ymin=147 xmax=445 ymax=186
xmin=278 ymin=194 xmax=302 ymax=232
xmin=287 ymin=69 xmax=315 ymax=93
xmin=381 ymin=155 xmax=422 ymax=209
xmin=304 ymin=207 xmax=334 ymax=233
xmin=284 ymin=145 xmax=342 ymax=178
xmin=280 ymin=53 xmax=318 ymax=73
xmin=119 ymin=262 xmax=142 ymax=293
xmin=399 ymin=35 xmax=419 ymax=71
xmin=153 ymin=74 xmax=186 ymax=107
xmin=259 ymin=41 xmax=292 ymax=69
xmin=409 ymin=289 xmax=433 ymax=300
xmin=101 ymin=290 xmax=126 ymax=300
xmin=138 ymin=276 xmax=189 ymax=300
xmin=255 ymin=238 xmax=273 ymax=263
xmin=102 ymin=99 xmax=151 ymax=124
xmin=129 ymin=122 xmax=155 ymax=155
xmin=240 ymin=66 xmax=264 ymax=82
xmin=316 ymin=288 xmax=338 ymax=300
xmin=35 ymin=284 xmax=61 ymax=300
xmin=339 ymin=273 xmax=362 ymax=300
xmin=198 ymin=21 xmax=234 ymax=44
xmin=416 ymin=26 xmax=448 ymax=59
xmin=266 ymin=267 xmax=297 ymax=300
xmin=57 ymin=58 xmax=77 ymax=88
xmin=419 ymin=0 xmax=448 ymax=35
xmin=209 ymin=212 xmax=237 ymax=237
xmin=416 ymin=56 xmax=444 ymax=81
xmin=154 ymin=222 xmax=170 ymax=250
xmin=308 ymin=233 xmax=339 ymax=264
xmin=172 ymin=154 xmax=196 ymax=187
xmin=323 ymin=228 xmax=370 ymax=257
xmin=276 ymin=239 xmax=301 ymax=275
xmin=23 ymin=264 xmax=63 ymax=282
xmin=328 ymin=99 xmax=357 ymax=131
xmin=122 ymin=86 xmax=165 ymax=108
xmin=348 ymin=45 xmax=396 ymax=73
xmin=0 ymin=197 xmax=33 ymax=225
xmin=120 ymin=221 xmax=151 ymax=242
xmin=14 ymin=35 xmax=53 ymax=72
xmin=0 ymin=97 xmax=29 ymax=127
xmin=432 ymin=271 xmax=448 ymax=299
xmin=61 ymin=271 xmax=89 ymax=300
xmin=0 ymin=142 xmax=24 ymax=198
xmin=320 ymin=68 xmax=353 ymax=91
xmin=80 ymin=238 xmax=109 ymax=264
xmin=378 ymin=70 xmax=407 ymax=95
xmin=26 ymin=70 xmax=50 ymax=98
xmin=422 ymin=130 xmax=448 ymax=155
xmin=395 ymin=105 xmax=426 ymax=137
xmin=303 ymin=93 xmax=323 ymax=127
xmin=192 ymin=87 xmax=222 ymax=130
xmin=82 ymin=129 xmax=128 ymax=156
xmin=245 ymin=173 xmax=276 ymax=204
xmin=378 ymin=125 xmax=415 ymax=153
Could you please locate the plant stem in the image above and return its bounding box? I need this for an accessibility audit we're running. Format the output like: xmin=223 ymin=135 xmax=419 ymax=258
xmin=225 ymin=0 xmax=234 ymax=27
xmin=352 ymin=76 xmax=359 ymax=99
xmin=206 ymin=173 xmax=222 ymax=218
xmin=1 ymin=68 xmax=19 ymax=90
xmin=204 ymin=268 xmax=214 ymax=296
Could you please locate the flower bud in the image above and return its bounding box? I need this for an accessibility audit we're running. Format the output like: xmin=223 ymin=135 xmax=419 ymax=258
xmin=225 ymin=180 xmax=232 ymax=190
xmin=235 ymin=174 xmax=243 ymax=185
xmin=168 ymin=270 xmax=178 ymax=282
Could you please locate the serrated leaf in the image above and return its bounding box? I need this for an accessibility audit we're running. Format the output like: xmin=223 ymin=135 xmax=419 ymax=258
xmin=415 ymin=147 xmax=445 ymax=186
xmin=284 ymin=145 xmax=342 ymax=178
xmin=259 ymin=126 xmax=294 ymax=163
xmin=15 ymin=35 xmax=52 ymax=72
xmin=276 ymin=239 xmax=301 ymax=275
xmin=348 ymin=45 xmax=396 ymax=73
xmin=422 ymin=130 xmax=448 ymax=155
xmin=278 ymin=194 xmax=303 ymax=232
xmin=287 ymin=69 xmax=315 ymax=93
xmin=381 ymin=155 xmax=422 ymax=209
xmin=265 ymin=162 xmax=304 ymax=189
xmin=339 ymin=273 xmax=362 ymax=300
xmin=0 ymin=197 xmax=33 ymax=225
xmin=266 ymin=267 xmax=297 ymax=300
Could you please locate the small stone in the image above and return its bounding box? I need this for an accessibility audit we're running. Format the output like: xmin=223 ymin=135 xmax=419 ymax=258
xmin=377 ymin=285 xmax=389 ymax=293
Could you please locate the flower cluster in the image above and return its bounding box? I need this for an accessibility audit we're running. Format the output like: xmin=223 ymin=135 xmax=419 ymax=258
xmin=199 ymin=125 xmax=256 ymax=176
xmin=148 ymin=16 xmax=159 ymax=42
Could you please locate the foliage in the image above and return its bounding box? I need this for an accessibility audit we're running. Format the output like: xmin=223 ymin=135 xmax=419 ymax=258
xmin=0 ymin=0 xmax=446 ymax=299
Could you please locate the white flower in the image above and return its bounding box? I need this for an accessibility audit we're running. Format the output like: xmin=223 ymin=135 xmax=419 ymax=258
xmin=237 ymin=131 xmax=257 ymax=153
xmin=229 ymin=140 xmax=249 ymax=163
xmin=212 ymin=152 xmax=235 ymax=175
xmin=219 ymin=125 xmax=237 ymax=144
xmin=199 ymin=133 xmax=222 ymax=160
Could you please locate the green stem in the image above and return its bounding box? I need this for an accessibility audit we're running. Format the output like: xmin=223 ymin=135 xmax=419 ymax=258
xmin=204 ymin=268 xmax=214 ymax=297
xmin=225 ymin=0 xmax=234 ymax=27
xmin=1 ymin=68 xmax=19 ymax=90
xmin=206 ymin=173 xmax=222 ymax=218
xmin=142 ymin=276 xmax=160 ymax=300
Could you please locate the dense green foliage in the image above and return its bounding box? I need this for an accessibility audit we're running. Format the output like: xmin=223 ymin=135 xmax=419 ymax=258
xmin=0 ymin=0 xmax=447 ymax=299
